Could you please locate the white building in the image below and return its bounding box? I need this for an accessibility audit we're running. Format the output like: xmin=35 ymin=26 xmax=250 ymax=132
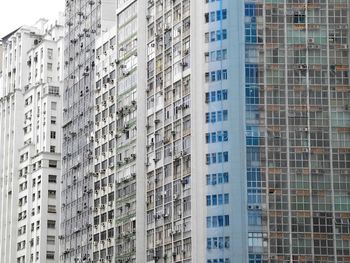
xmin=92 ymin=2 xmax=140 ymax=262
xmin=60 ymin=1 xmax=118 ymax=261
xmin=0 ymin=16 xmax=64 ymax=263
xmin=91 ymin=0 xmax=244 ymax=262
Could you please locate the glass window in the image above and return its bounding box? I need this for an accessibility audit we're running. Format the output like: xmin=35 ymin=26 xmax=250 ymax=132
xmin=212 ymin=195 xmax=217 ymax=205
xmin=206 ymin=174 xmax=211 ymax=185
xmin=224 ymin=194 xmax=229 ymax=204
xmin=211 ymin=91 xmax=216 ymax=102
xmin=211 ymin=132 xmax=217 ymax=143
xmin=223 ymin=172 xmax=229 ymax=183
xmin=207 ymin=217 xmax=212 ymax=227
xmin=223 ymin=152 xmax=229 ymax=162
xmin=207 ymin=196 xmax=211 ymax=206
xmin=212 ymin=174 xmax=217 ymax=185
xmin=218 ymin=194 xmax=223 ymax=205
xmin=223 ymin=110 xmax=228 ymax=121
xmin=207 ymin=238 xmax=212 ymax=249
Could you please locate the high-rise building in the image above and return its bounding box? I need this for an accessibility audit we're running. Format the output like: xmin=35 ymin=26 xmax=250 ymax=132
xmin=60 ymin=0 xmax=117 ymax=262
xmin=0 ymin=17 xmax=64 ymax=263
xmin=243 ymin=1 xmax=350 ymax=262
xmin=89 ymin=0 xmax=350 ymax=263
xmin=92 ymin=0 xmax=140 ymax=261
xmin=93 ymin=25 xmax=121 ymax=262
xmin=94 ymin=0 xmax=244 ymax=262
xmin=0 ymin=0 xmax=348 ymax=261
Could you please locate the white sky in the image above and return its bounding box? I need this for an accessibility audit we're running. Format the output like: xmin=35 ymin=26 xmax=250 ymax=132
xmin=0 ymin=0 xmax=64 ymax=38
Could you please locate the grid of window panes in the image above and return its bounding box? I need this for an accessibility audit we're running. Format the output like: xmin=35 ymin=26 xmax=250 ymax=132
xmin=204 ymin=0 xmax=233 ymax=263
xmin=145 ymin=0 xmax=192 ymax=262
xmin=60 ymin=0 xmax=100 ymax=261
xmin=244 ymin=0 xmax=350 ymax=262
xmin=92 ymin=32 xmax=119 ymax=262
xmin=113 ymin=1 xmax=138 ymax=262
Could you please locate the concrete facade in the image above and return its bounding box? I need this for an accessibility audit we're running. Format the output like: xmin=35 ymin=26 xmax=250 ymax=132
xmin=0 ymin=16 xmax=64 ymax=263
xmin=60 ymin=0 xmax=117 ymax=262
xmin=79 ymin=0 xmax=350 ymax=263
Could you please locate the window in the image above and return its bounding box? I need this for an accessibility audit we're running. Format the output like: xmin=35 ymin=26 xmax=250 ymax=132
xmin=48 ymin=190 xmax=56 ymax=199
xmin=248 ymin=232 xmax=267 ymax=248
xmin=211 ymin=132 xmax=217 ymax=143
xmin=206 ymin=152 xmax=229 ymax=164
xmin=207 ymin=238 xmax=212 ymax=249
xmin=245 ymin=3 xmax=256 ymax=17
xmin=48 ymin=86 xmax=59 ymax=95
xmin=47 ymin=236 xmax=55 ymax=245
xmin=211 ymin=91 xmax=216 ymax=102
xmin=205 ymin=13 xmax=209 ymax=23
xmin=46 ymin=251 xmax=55 ymax=260
xmin=222 ymin=29 xmax=227 ymax=40
xmin=48 ymin=160 xmax=57 ymax=168
xmin=207 ymin=236 xmax=230 ymax=249
xmin=207 ymin=194 xmax=229 ymax=206
xmin=205 ymin=70 xmax=228 ymax=83
xmin=205 ymin=113 xmax=210 ymax=123
xmin=47 ymin=220 xmax=56 ymax=229
xmin=48 ymin=205 xmax=56 ymax=213
xmin=48 ymin=175 xmax=57 ymax=183
xmin=224 ymin=194 xmax=229 ymax=204
xmin=50 ymin=131 xmax=56 ymax=139
xmin=206 ymin=134 xmax=210 ymax=143
xmin=51 ymin=102 xmax=57 ymax=110
xmin=50 ymin=146 xmax=55 ymax=153
xmin=211 ymin=112 xmax=216 ymax=123
xmin=47 ymin=63 xmax=53 ymax=71
xmin=223 ymin=110 xmax=228 ymax=121
xmin=223 ymin=151 xmax=229 ymax=162
xmin=206 ymin=174 xmax=211 ymax=185
xmin=47 ymin=48 xmax=53 ymax=59
xmin=222 ymin=9 xmax=227 ymax=20
xmin=51 ymin=116 xmax=56 ymax=124
xmin=205 ymin=89 xmax=228 ymax=103
xmin=205 ymin=111 xmax=228 ymax=123
xmin=212 ymin=195 xmax=217 ymax=205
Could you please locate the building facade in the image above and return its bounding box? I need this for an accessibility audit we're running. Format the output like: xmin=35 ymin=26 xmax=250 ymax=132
xmin=92 ymin=0 xmax=140 ymax=261
xmin=243 ymin=0 xmax=350 ymax=262
xmin=0 ymin=0 xmax=345 ymax=262
xmin=60 ymin=0 xmax=117 ymax=262
xmin=0 ymin=17 xmax=64 ymax=263
xmin=143 ymin=0 xmax=195 ymax=262
xmin=84 ymin=0 xmax=350 ymax=262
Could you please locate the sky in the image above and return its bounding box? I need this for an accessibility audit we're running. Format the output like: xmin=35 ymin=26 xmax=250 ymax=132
xmin=0 ymin=0 xmax=64 ymax=38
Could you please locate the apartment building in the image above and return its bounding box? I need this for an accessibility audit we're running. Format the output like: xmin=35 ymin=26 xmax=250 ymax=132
xmin=0 ymin=17 xmax=64 ymax=263
xmin=60 ymin=0 xmax=117 ymax=262
xmin=89 ymin=0 xmax=350 ymax=262
xmin=94 ymin=0 xmax=244 ymax=262
xmin=93 ymin=26 xmax=120 ymax=262
xmin=142 ymin=0 xmax=195 ymax=262
xmin=243 ymin=1 xmax=350 ymax=262
xmin=92 ymin=0 xmax=140 ymax=261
